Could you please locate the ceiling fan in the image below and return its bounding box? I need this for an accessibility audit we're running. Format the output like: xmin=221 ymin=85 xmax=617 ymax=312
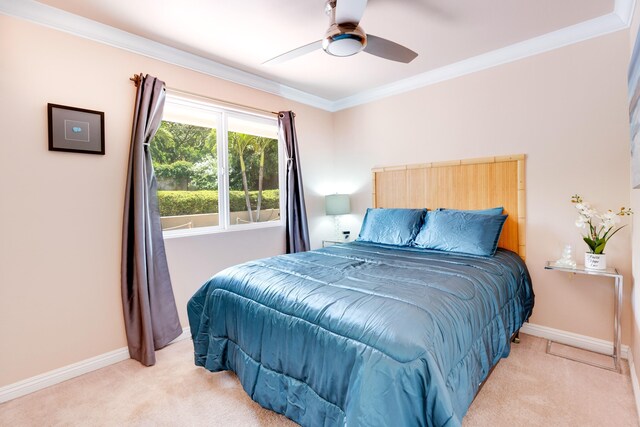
xmin=263 ymin=0 xmax=418 ymax=65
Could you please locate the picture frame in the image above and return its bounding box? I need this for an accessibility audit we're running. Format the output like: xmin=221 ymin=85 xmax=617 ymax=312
xmin=48 ymin=103 xmax=105 ymax=155
xmin=629 ymin=30 xmax=640 ymax=188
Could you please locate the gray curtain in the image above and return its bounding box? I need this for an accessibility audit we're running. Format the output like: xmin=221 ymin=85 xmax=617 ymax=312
xmin=278 ymin=111 xmax=310 ymax=253
xmin=121 ymin=74 xmax=182 ymax=366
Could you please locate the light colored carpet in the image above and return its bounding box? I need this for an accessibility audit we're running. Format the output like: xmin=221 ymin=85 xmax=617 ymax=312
xmin=463 ymin=335 xmax=637 ymax=426
xmin=0 ymin=334 xmax=637 ymax=426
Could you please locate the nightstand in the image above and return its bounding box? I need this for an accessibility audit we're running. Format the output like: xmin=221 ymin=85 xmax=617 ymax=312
xmin=544 ymin=261 xmax=622 ymax=373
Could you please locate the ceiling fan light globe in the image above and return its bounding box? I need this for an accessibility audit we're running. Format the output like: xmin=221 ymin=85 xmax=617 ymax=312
xmin=323 ymin=36 xmax=364 ymax=57
xmin=322 ymin=24 xmax=367 ymax=57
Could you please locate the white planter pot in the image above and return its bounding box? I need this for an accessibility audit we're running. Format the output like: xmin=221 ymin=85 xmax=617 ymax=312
xmin=585 ymin=253 xmax=606 ymax=270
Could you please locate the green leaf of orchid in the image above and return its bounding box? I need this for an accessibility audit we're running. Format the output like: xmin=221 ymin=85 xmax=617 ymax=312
xmin=583 ymin=236 xmax=596 ymax=251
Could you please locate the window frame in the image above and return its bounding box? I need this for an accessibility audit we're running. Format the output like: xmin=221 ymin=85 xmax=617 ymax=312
xmin=159 ymin=93 xmax=285 ymax=239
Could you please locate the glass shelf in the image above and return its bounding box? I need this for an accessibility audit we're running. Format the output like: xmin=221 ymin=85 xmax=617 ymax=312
xmin=544 ymin=261 xmax=619 ymax=278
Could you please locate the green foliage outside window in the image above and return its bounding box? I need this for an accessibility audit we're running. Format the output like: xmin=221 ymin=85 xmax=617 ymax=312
xmin=189 ymin=155 xmax=217 ymax=190
xmin=154 ymin=160 xmax=193 ymax=189
xmin=151 ymin=120 xmax=279 ymax=222
xmin=151 ymin=122 xmax=216 ymax=164
xmin=157 ymin=190 xmax=280 ymax=216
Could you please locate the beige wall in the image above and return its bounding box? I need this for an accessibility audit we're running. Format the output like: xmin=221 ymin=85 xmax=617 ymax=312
xmin=1 ymin=12 xmax=637 ymax=389
xmin=0 ymin=15 xmax=335 ymax=387
xmin=332 ymin=30 xmax=633 ymax=345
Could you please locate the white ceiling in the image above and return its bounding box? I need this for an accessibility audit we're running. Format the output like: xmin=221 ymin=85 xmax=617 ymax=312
xmin=5 ymin=0 xmax=631 ymax=109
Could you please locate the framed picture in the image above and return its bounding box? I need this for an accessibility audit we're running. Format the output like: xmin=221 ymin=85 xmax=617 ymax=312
xmin=629 ymin=30 xmax=640 ymax=188
xmin=48 ymin=103 xmax=105 ymax=155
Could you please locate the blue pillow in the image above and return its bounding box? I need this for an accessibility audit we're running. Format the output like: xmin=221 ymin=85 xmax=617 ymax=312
xmin=357 ymin=208 xmax=426 ymax=246
xmin=413 ymin=210 xmax=508 ymax=256
xmin=438 ymin=206 xmax=503 ymax=215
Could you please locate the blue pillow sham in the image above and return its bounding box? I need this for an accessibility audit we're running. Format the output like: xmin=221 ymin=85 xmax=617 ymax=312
xmin=437 ymin=206 xmax=503 ymax=216
xmin=413 ymin=210 xmax=508 ymax=256
xmin=357 ymin=208 xmax=426 ymax=246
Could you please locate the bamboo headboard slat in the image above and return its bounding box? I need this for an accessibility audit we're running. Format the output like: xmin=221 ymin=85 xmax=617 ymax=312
xmin=372 ymin=154 xmax=526 ymax=260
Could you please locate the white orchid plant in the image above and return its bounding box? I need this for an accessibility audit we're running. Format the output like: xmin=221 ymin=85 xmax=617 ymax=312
xmin=571 ymin=194 xmax=633 ymax=254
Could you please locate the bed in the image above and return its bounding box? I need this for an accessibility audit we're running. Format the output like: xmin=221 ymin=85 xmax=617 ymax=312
xmin=188 ymin=155 xmax=534 ymax=426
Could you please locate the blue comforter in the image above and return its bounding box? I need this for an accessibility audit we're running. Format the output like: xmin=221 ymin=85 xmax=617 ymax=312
xmin=188 ymin=242 xmax=534 ymax=427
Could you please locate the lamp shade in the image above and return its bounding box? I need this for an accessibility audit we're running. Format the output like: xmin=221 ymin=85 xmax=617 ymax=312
xmin=325 ymin=194 xmax=351 ymax=215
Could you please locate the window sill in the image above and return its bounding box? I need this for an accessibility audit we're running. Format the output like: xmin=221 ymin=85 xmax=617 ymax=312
xmin=162 ymin=220 xmax=284 ymax=240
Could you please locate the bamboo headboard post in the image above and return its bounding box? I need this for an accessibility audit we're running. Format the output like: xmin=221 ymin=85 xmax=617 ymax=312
xmin=371 ymin=155 xmax=526 ymax=260
xmin=517 ymin=157 xmax=526 ymax=260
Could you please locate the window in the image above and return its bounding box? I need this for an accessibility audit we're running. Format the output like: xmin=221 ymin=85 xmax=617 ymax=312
xmin=152 ymin=94 xmax=282 ymax=235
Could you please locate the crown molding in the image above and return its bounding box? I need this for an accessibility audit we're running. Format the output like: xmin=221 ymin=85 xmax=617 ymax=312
xmin=0 ymin=0 xmax=634 ymax=113
xmin=615 ymin=0 xmax=636 ymax=27
xmin=331 ymin=1 xmax=634 ymax=111
xmin=0 ymin=0 xmax=334 ymax=111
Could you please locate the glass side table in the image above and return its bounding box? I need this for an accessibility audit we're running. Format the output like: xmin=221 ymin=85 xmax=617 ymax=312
xmin=544 ymin=261 xmax=622 ymax=373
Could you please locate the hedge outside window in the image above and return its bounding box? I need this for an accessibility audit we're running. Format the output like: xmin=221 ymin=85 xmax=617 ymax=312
xmin=152 ymin=94 xmax=282 ymax=234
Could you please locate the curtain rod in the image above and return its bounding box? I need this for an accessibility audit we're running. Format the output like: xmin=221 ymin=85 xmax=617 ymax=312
xmin=129 ymin=75 xmax=281 ymax=117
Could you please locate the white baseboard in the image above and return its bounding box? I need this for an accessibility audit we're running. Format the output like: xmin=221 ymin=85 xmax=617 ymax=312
xmin=170 ymin=327 xmax=192 ymax=345
xmin=0 ymin=347 xmax=130 ymax=404
xmin=0 ymin=324 xmax=630 ymax=404
xmin=627 ymin=350 xmax=640 ymax=420
xmin=0 ymin=327 xmax=191 ymax=404
xmin=520 ymin=323 xmax=629 ymax=359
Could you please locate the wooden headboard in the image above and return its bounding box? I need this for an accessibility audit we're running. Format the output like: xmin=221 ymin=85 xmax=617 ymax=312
xmin=372 ymin=154 xmax=526 ymax=259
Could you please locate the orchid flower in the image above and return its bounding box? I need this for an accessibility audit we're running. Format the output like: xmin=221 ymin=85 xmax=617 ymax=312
xmin=571 ymin=194 xmax=633 ymax=254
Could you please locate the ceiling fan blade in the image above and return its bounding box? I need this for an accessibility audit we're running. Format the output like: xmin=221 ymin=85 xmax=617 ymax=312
xmin=262 ymin=40 xmax=323 ymax=65
xmin=335 ymin=0 xmax=368 ymax=24
xmin=364 ymin=34 xmax=418 ymax=63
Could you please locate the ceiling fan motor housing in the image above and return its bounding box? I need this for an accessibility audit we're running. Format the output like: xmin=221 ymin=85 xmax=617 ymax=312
xmin=323 ymin=23 xmax=367 ymax=57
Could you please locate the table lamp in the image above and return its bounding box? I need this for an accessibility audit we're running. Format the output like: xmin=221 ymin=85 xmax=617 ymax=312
xmin=325 ymin=194 xmax=351 ymax=240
